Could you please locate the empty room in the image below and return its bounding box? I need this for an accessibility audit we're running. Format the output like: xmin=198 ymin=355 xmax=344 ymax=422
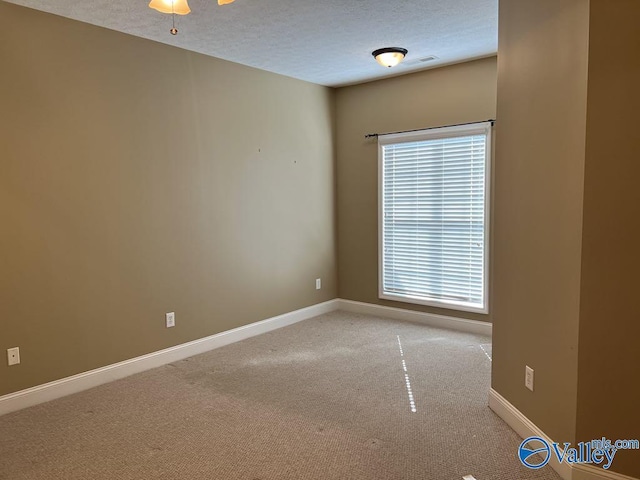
xmin=1 ymin=1 xmax=638 ymax=479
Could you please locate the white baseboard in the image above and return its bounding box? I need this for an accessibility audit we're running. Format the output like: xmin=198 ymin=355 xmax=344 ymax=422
xmin=336 ymin=299 xmax=492 ymax=336
xmin=489 ymin=388 xmax=573 ymax=479
xmin=572 ymin=464 xmax=639 ymax=480
xmin=489 ymin=389 xmax=638 ymax=480
xmin=6 ymin=301 xmax=632 ymax=479
xmin=0 ymin=299 xmax=339 ymax=417
xmin=1 ymin=298 xmax=491 ymax=419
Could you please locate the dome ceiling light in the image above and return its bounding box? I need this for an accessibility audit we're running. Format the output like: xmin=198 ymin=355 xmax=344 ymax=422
xmin=372 ymin=47 xmax=409 ymax=68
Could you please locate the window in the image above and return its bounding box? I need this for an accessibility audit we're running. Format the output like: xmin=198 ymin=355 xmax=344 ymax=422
xmin=378 ymin=122 xmax=491 ymax=314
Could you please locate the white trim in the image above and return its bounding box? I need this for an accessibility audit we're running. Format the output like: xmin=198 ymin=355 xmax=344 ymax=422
xmin=378 ymin=135 xmax=385 ymax=312
xmin=377 ymin=121 xmax=492 ymax=315
xmin=489 ymin=388 xmax=572 ymax=480
xmin=379 ymin=292 xmax=488 ymax=315
xmin=0 ymin=299 xmax=339 ymax=417
xmin=336 ymin=299 xmax=492 ymax=336
xmin=0 ymin=299 xmax=490 ymax=417
xmin=489 ymin=389 xmax=639 ymax=480
xmin=376 ymin=122 xmax=494 ymax=143
xmin=572 ymin=464 xmax=639 ymax=480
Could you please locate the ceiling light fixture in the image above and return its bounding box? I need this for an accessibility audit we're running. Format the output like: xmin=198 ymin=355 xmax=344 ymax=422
xmin=149 ymin=0 xmax=191 ymax=15
xmin=372 ymin=47 xmax=408 ymax=68
xmin=149 ymin=0 xmax=237 ymax=35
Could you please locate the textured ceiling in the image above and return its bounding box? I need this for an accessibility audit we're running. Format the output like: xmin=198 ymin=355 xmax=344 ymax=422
xmin=3 ymin=0 xmax=498 ymax=87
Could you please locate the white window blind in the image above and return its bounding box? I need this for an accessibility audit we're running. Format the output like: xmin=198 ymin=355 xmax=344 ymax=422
xmin=378 ymin=122 xmax=491 ymax=313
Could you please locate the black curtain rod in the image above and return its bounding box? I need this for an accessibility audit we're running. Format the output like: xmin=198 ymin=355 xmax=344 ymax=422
xmin=364 ymin=119 xmax=496 ymax=139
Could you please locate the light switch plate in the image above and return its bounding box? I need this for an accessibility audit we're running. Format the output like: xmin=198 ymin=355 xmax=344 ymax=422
xmin=525 ymin=365 xmax=534 ymax=391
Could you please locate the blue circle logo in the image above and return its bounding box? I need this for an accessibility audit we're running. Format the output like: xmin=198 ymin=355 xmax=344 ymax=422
xmin=519 ymin=436 xmax=551 ymax=469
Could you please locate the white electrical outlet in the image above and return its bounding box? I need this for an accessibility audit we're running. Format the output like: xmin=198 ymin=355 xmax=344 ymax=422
xmin=525 ymin=365 xmax=534 ymax=391
xmin=316 ymin=278 xmax=321 ymax=290
xmin=166 ymin=312 xmax=176 ymax=328
xmin=7 ymin=347 xmax=20 ymax=366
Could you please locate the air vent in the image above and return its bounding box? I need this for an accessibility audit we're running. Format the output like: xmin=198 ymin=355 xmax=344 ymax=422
xmin=402 ymin=55 xmax=439 ymax=67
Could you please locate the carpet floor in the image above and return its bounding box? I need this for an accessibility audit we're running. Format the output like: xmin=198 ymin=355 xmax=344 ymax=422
xmin=0 ymin=311 xmax=561 ymax=479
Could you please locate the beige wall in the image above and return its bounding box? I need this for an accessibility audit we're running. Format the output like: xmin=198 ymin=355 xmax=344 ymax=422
xmin=0 ymin=2 xmax=337 ymax=397
xmin=335 ymin=58 xmax=497 ymax=322
xmin=495 ymin=2 xmax=640 ymax=477
xmin=492 ymin=0 xmax=589 ymax=444
xmin=576 ymin=1 xmax=640 ymax=476
xmin=4 ymin=3 xmax=639 ymax=476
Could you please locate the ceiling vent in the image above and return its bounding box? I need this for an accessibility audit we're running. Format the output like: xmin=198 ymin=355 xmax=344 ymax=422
xmin=403 ymin=55 xmax=439 ymax=67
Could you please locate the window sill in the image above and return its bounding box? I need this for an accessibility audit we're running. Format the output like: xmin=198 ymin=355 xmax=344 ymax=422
xmin=379 ymin=292 xmax=489 ymax=315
